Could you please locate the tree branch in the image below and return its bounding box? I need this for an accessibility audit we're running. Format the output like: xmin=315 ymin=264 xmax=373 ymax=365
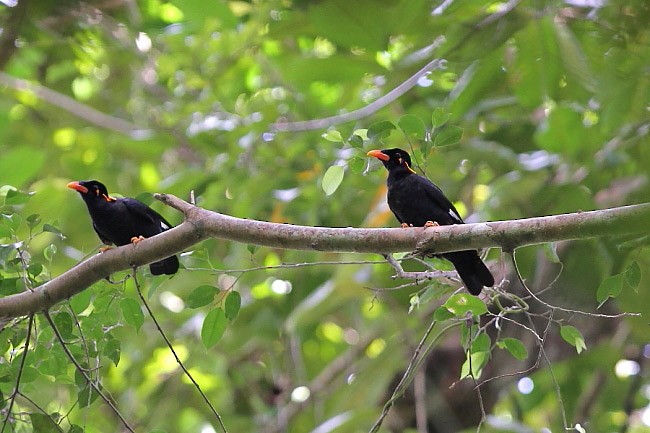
xmin=269 ymin=56 xmax=446 ymax=133
xmin=0 ymin=71 xmax=152 ymax=139
xmin=0 ymin=195 xmax=647 ymax=319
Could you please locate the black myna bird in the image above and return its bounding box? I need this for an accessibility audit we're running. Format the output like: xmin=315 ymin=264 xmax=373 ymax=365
xmin=68 ymin=180 xmax=179 ymax=275
xmin=367 ymin=148 xmax=493 ymax=295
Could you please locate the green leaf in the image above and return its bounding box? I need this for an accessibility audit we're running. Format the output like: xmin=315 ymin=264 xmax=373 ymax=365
xmin=322 ymin=165 xmax=345 ymax=196
xmin=433 ymin=306 xmax=454 ymax=321
xmin=27 ymin=263 xmax=43 ymax=278
xmin=431 ymin=107 xmax=451 ymax=128
xmin=442 ymin=293 xmax=488 ymax=317
xmin=78 ymin=385 xmax=100 ymax=408
xmin=560 ymin=325 xmax=586 ymax=354
xmin=29 ymin=413 xmax=63 ymax=433
xmin=348 ymin=156 xmax=366 ymax=174
xmin=322 ymin=130 xmax=343 ymax=142
xmin=471 ymin=332 xmax=491 ymax=353
xmin=43 ymin=223 xmax=65 ymax=240
xmin=186 ymin=285 xmax=218 ymax=309
xmin=625 ymin=261 xmax=641 ymax=289
xmin=103 ymin=337 xmax=121 ymax=367
xmin=201 ymin=308 xmax=227 ymax=349
xmin=433 ymin=125 xmax=463 ymax=147
xmin=5 ymin=188 xmax=34 ymax=205
xmin=460 ymin=350 xmax=490 ymax=379
xmin=596 ymin=273 xmax=623 ymax=306
xmin=348 ymin=134 xmax=364 ymax=148
xmin=225 ymin=290 xmax=241 ymax=321
xmin=69 ymin=289 xmax=92 ymax=314
xmin=397 ymin=114 xmax=426 ymax=140
xmin=367 ymin=120 xmax=396 ymax=142
xmin=43 ymin=244 xmax=58 ymax=262
xmin=497 ymin=338 xmax=528 ymax=361
xmin=53 ymin=312 xmax=73 ymax=339
xmin=120 ymin=298 xmax=144 ymax=332
xmin=26 ymin=214 xmax=41 ymax=229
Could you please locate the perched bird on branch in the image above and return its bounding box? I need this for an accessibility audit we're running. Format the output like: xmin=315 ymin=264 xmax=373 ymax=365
xmin=367 ymin=148 xmax=493 ymax=295
xmin=68 ymin=180 xmax=179 ymax=275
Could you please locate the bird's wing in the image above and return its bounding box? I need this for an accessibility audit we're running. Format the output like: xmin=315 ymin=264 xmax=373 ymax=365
xmin=92 ymin=222 xmax=114 ymax=245
xmin=121 ymin=198 xmax=174 ymax=232
xmin=420 ymin=178 xmax=465 ymax=224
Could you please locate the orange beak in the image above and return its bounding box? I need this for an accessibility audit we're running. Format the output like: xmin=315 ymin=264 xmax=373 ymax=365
xmin=367 ymin=150 xmax=389 ymax=161
xmin=67 ymin=181 xmax=88 ymax=194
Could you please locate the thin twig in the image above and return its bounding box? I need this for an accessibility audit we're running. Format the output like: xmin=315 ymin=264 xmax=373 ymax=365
xmin=269 ymin=57 xmax=446 ymax=132
xmin=1 ymin=315 xmax=33 ymax=433
xmin=368 ymin=320 xmax=459 ymax=433
xmin=384 ymin=253 xmax=458 ymax=282
xmin=43 ymin=311 xmax=135 ymax=433
xmin=131 ymin=270 xmax=228 ymax=433
xmin=509 ymin=252 xmax=640 ymax=318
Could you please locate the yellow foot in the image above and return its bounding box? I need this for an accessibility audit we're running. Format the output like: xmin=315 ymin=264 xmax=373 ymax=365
xmin=99 ymin=246 xmax=113 ymax=253
xmin=130 ymin=235 xmax=146 ymax=244
xmin=424 ymin=221 xmax=439 ymax=228
xmin=401 ymin=223 xmax=414 ymax=228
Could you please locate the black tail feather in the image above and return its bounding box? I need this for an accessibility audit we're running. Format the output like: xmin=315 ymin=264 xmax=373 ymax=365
xmin=445 ymin=251 xmax=494 ymax=295
xmin=149 ymin=255 xmax=179 ymax=275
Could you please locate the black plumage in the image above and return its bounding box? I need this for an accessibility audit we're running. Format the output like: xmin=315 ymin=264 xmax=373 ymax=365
xmin=367 ymin=148 xmax=493 ymax=295
xmin=68 ymin=180 xmax=179 ymax=275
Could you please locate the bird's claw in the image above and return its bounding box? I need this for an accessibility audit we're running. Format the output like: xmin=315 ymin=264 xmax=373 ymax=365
xmin=99 ymin=246 xmax=113 ymax=253
xmin=401 ymin=223 xmax=414 ymax=228
xmin=130 ymin=236 xmax=146 ymax=244
xmin=424 ymin=221 xmax=439 ymax=228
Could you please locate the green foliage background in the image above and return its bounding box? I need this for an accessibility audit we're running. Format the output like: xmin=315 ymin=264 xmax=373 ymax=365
xmin=0 ymin=0 xmax=649 ymax=432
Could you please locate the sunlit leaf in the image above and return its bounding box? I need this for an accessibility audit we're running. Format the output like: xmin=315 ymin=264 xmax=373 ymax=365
xmin=433 ymin=306 xmax=455 ymax=321
xmin=460 ymin=350 xmax=489 ymax=379
xmin=322 ymin=165 xmax=345 ymax=196
xmin=322 ymin=130 xmax=343 ymax=142
xmin=471 ymin=332 xmax=491 ymax=353
xmin=560 ymin=325 xmax=586 ymax=354
xmin=442 ymin=293 xmax=488 ymax=317
xmin=497 ymin=338 xmax=528 ymax=361
xmin=201 ymin=308 xmax=227 ymax=349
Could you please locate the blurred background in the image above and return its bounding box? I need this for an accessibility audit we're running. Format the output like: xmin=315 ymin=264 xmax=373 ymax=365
xmin=0 ymin=0 xmax=649 ymax=432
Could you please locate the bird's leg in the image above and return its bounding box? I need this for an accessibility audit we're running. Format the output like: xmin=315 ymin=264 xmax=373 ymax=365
xmin=401 ymin=223 xmax=414 ymax=228
xmin=424 ymin=221 xmax=439 ymax=228
xmin=130 ymin=235 xmax=146 ymax=244
xmin=99 ymin=245 xmax=113 ymax=253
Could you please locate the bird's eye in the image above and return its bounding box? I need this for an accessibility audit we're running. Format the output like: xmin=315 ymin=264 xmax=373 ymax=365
xmin=397 ymin=157 xmax=402 ymax=164
xmin=94 ymin=188 xmax=100 ymax=196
